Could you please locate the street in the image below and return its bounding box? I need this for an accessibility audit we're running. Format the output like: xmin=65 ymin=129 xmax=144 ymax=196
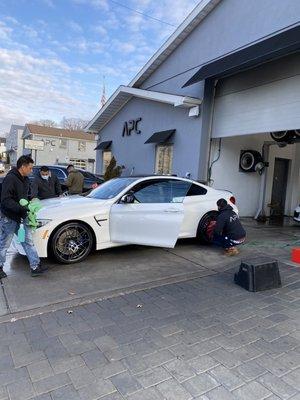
xmin=0 ymin=219 xmax=299 ymax=399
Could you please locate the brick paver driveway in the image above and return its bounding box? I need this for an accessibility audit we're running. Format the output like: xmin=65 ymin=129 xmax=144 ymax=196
xmin=0 ymin=261 xmax=299 ymax=400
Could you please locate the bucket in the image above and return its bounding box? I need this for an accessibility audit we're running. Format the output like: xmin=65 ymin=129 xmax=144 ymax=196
xmin=291 ymin=248 xmax=300 ymax=264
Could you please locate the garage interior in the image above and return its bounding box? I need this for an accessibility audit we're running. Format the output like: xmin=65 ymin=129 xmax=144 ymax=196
xmin=207 ymin=51 xmax=300 ymax=219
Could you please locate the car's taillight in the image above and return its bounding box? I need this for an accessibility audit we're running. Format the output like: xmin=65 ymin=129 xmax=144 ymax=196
xmin=230 ymin=196 xmax=236 ymax=205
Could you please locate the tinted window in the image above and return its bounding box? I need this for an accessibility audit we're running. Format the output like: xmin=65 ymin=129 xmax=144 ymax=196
xmin=49 ymin=168 xmax=65 ymax=179
xmin=132 ymin=179 xmax=191 ymax=203
xmin=81 ymin=171 xmax=96 ymax=180
xmin=187 ymin=184 xmax=207 ymax=196
xmin=88 ymin=178 xmax=137 ymax=199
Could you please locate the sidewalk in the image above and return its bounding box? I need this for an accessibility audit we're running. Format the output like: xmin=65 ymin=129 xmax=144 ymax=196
xmin=0 ymin=262 xmax=299 ymax=400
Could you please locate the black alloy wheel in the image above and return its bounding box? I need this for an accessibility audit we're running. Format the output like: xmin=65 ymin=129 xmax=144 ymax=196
xmin=51 ymin=222 xmax=93 ymax=264
xmin=197 ymin=211 xmax=219 ymax=243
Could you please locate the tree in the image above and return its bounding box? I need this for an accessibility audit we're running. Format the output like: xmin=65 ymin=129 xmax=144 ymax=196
xmin=103 ymin=156 xmax=122 ymax=181
xmin=60 ymin=117 xmax=89 ymax=131
xmin=30 ymin=119 xmax=57 ymax=127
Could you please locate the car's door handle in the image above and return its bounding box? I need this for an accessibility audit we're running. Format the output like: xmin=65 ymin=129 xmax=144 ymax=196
xmin=164 ymin=208 xmax=181 ymax=213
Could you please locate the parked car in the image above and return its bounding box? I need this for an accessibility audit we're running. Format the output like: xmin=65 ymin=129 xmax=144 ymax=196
xmin=294 ymin=205 xmax=300 ymax=222
xmin=14 ymin=176 xmax=238 ymax=264
xmin=30 ymin=165 xmax=104 ymax=193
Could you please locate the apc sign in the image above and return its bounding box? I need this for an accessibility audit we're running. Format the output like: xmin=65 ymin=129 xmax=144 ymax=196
xmin=122 ymin=118 xmax=142 ymax=137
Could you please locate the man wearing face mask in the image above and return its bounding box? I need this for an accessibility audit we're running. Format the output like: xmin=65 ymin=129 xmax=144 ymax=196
xmin=31 ymin=166 xmax=62 ymax=200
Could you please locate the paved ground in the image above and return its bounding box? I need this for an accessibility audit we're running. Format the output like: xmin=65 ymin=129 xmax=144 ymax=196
xmin=0 ymin=219 xmax=300 ymax=316
xmin=0 ymin=261 xmax=299 ymax=400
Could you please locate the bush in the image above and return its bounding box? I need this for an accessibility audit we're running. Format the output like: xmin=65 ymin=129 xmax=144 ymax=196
xmin=104 ymin=156 xmax=122 ymax=181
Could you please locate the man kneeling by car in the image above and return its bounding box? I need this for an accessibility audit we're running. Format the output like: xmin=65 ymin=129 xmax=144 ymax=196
xmin=213 ymin=198 xmax=246 ymax=256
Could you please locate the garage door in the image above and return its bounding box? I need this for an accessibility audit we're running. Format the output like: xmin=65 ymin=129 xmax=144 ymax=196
xmin=212 ymin=53 xmax=300 ymax=138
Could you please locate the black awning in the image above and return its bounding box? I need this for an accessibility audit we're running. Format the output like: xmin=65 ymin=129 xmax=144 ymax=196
xmin=145 ymin=129 xmax=175 ymax=144
xmin=94 ymin=140 xmax=112 ymax=150
xmin=183 ymin=25 xmax=300 ymax=87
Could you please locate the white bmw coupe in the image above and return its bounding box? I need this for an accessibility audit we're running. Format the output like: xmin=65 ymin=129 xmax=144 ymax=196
xmin=17 ymin=176 xmax=238 ymax=264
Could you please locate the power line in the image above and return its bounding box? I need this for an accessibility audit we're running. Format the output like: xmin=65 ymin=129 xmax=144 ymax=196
xmin=108 ymin=0 xmax=177 ymax=28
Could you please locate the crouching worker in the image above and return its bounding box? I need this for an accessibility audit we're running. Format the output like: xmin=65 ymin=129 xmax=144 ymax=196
xmin=0 ymin=156 xmax=46 ymax=278
xmin=213 ymin=198 xmax=246 ymax=256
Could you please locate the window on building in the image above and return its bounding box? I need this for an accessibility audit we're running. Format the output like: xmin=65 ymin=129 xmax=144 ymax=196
xmin=69 ymin=159 xmax=87 ymax=170
xmin=78 ymin=141 xmax=86 ymax=152
xmin=59 ymin=138 xmax=67 ymax=149
xmin=155 ymin=145 xmax=173 ymax=175
xmin=102 ymin=151 xmax=112 ymax=173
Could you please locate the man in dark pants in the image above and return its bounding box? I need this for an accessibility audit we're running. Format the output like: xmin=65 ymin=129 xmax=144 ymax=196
xmin=31 ymin=166 xmax=62 ymax=200
xmin=0 ymin=156 xmax=45 ymax=278
xmin=213 ymin=198 xmax=246 ymax=255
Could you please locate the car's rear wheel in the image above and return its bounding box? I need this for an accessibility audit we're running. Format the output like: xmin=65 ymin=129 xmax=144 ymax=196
xmin=196 ymin=211 xmax=219 ymax=243
xmin=51 ymin=222 xmax=93 ymax=264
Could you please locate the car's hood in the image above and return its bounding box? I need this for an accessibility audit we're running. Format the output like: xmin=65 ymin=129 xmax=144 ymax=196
xmin=37 ymin=196 xmax=111 ymax=219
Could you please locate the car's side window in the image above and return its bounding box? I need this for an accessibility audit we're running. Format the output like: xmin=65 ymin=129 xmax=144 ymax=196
xmin=50 ymin=168 xmax=65 ymax=179
xmin=186 ymin=184 xmax=207 ymax=196
xmin=130 ymin=179 xmax=191 ymax=204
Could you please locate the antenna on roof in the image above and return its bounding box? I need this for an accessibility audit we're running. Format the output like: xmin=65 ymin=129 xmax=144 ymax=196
xmin=101 ymin=76 xmax=106 ymax=108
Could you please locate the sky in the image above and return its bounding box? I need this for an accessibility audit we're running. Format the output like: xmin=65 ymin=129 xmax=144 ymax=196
xmin=0 ymin=0 xmax=200 ymax=133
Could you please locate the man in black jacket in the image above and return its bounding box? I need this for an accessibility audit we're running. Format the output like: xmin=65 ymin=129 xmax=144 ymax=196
xmin=213 ymin=198 xmax=246 ymax=256
xmin=0 ymin=156 xmax=45 ymax=278
xmin=31 ymin=166 xmax=62 ymax=200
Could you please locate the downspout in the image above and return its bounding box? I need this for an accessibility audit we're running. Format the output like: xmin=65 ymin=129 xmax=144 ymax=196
xmin=206 ymin=79 xmax=218 ymax=185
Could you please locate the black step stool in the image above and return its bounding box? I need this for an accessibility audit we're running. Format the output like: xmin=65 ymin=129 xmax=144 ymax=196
xmin=234 ymin=257 xmax=281 ymax=292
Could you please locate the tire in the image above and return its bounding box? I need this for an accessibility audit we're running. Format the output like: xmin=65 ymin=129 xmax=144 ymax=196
xmin=51 ymin=222 xmax=94 ymax=264
xmin=196 ymin=211 xmax=219 ymax=244
xmin=270 ymin=131 xmax=291 ymax=142
xmin=239 ymin=150 xmax=263 ymax=172
xmin=294 ymin=130 xmax=300 ymax=138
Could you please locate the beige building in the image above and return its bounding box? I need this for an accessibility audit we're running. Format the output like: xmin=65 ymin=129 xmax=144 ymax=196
xmin=22 ymin=124 xmax=96 ymax=172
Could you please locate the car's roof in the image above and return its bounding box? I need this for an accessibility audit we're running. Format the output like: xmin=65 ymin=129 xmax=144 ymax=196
xmin=114 ymin=175 xmax=209 ymax=187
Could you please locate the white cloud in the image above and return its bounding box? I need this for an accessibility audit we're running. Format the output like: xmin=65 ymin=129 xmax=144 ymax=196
xmin=71 ymin=0 xmax=109 ymax=11
xmin=0 ymin=48 xmax=96 ymax=132
xmin=67 ymin=20 xmax=83 ymax=33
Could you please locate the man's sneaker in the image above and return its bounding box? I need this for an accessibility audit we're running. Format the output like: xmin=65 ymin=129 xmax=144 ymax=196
xmin=31 ymin=265 xmax=44 ymax=277
xmin=225 ymin=247 xmax=239 ymax=256
xmin=0 ymin=268 xmax=7 ymax=279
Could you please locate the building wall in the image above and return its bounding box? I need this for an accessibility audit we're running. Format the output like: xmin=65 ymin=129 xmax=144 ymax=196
xmin=140 ymin=0 xmax=300 ymax=95
xmin=210 ymin=134 xmax=298 ymax=217
xmin=30 ymin=134 xmax=96 ymax=171
xmin=5 ymin=125 xmax=24 ymax=166
xmin=96 ymin=97 xmax=202 ymax=178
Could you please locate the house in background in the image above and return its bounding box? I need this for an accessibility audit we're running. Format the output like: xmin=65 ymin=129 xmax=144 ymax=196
xmin=5 ymin=124 xmax=25 ymax=166
xmin=22 ymin=124 xmax=96 ymax=172
xmin=0 ymin=137 xmax=6 ymax=162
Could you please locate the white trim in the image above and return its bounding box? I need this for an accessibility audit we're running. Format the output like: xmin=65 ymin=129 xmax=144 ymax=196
xmin=85 ymin=86 xmax=202 ymax=133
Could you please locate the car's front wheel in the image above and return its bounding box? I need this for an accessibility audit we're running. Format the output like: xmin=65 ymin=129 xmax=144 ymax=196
xmin=196 ymin=211 xmax=219 ymax=243
xmin=51 ymin=222 xmax=94 ymax=264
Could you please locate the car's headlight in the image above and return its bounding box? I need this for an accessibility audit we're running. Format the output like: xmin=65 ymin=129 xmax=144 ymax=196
xmin=37 ymin=219 xmax=52 ymax=228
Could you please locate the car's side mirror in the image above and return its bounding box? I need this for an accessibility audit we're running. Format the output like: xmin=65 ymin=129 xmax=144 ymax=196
xmin=120 ymin=193 xmax=135 ymax=204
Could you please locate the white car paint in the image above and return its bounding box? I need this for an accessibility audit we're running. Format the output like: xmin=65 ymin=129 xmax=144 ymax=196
xmin=294 ymin=205 xmax=300 ymax=222
xmin=15 ymin=176 xmax=238 ymax=262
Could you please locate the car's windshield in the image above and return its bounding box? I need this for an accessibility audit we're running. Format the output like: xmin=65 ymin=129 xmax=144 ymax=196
xmin=87 ymin=178 xmax=137 ymax=199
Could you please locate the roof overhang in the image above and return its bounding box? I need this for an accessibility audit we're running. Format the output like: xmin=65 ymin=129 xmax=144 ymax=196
xmin=183 ymin=24 xmax=300 ymax=87
xmin=86 ymin=86 xmax=202 ymax=133
xmin=145 ymin=129 xmax=175 ymax=144
xmin=94 ymin=140 xmax=112 ymax=150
